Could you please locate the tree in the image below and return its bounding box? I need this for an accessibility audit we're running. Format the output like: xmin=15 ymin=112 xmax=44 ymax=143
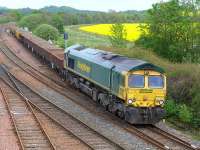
xmin=34 ymin=24 xmax=59 ymax=41
xmin=164 ymin=100 xmax=178 ymax=117
xmin=8 ymin=10 xmax=22 ymax=21
xmin=51 ymin=14 xmax=64 ymax=33
xmin=18 ymin=13 xmax=48 ymax=31
xmin=138 ymin=0 xmax=199 ymax=62
xmin=0 ymin=16 xmax=10 ymax=24
xmin=0 ymin=10 xmax=22 ymax=24
xmin=109 ymin=23 xmax=127 ymax=48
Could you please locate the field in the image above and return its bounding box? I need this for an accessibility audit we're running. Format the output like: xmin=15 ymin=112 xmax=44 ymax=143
xmin=79 ymin=23 xmax=144 ymax=41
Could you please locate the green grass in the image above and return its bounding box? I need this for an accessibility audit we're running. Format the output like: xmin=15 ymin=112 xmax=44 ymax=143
xmin=65 ymin=25 xmax=111 ymax=47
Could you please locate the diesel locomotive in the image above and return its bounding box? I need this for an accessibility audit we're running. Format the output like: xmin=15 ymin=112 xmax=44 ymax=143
xmin=64 ymin=45 xmax=166 ymax=124
xmin=7 ymin=25 xmax=166 ymax=124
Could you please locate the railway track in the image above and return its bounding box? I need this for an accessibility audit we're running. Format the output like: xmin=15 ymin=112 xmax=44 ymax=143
xmin=0 ymin=69 xmax=91 ymax=150
xmin=125 ymin=125 xmax=199 ymax=150
xmin=0 ymin=80 xmax=22 ymax=150
xmin=149 ymin=125 xmax=198 ymax=149
xmin=0 ymin=34 xmax=128 ymax=150
xmin=31 ymin=107 xmax=91 ymax=150
xmin=1 ymin=70 xmax=123 ymax=150
xmin=0 ymin=43 xmax=65 ymax=87
xmin=0 ymin=79 xmax=55 ymax=150
xmin=0 ymin=43 xmax=92 ymax=110
xmin=0 ymin=33 xmax=199 ymax=150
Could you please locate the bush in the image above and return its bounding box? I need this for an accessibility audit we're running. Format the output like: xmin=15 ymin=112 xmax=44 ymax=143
xmin=55 ymin=36 xmax=65 ymax=48
xmin=192 ymin=117 xmax=200 ymax=128
xmin=191 ymin=92 xmax=200 ymax=127
xmin=167 ymin=74 xmax=194 ymax=104
xmin=178 ymin=104 xmax=193 ymax=124
xmin=191 ymin=92 xmax=200 ymax=112
xmin=34 ymin=24 xmax=59 ymax=41
xmin=0 ymin=13 xmax=21 ymax=24
xmin=164 ymin=100 xmax=178 ymax=117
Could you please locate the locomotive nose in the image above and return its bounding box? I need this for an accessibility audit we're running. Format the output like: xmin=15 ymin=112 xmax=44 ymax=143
xmin=127 ymin=88 xmax=165 ymax=107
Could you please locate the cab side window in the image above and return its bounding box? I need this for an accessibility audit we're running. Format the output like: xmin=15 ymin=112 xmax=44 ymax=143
xmin=68 ymin=58 xmax=75 ymax=69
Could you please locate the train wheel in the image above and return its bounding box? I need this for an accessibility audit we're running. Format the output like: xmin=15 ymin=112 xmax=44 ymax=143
xmin=108 ymin=104 xmax=114 ymax=113
xmin=117 ymin=110 xmax=125 ymax=119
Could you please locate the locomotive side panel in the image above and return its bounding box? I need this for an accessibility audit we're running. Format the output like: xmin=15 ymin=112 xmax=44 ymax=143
xmin=68 ymin=54 xmax=112 ymax=90
xmin=111 ymin=71 xmax=126 ymax=100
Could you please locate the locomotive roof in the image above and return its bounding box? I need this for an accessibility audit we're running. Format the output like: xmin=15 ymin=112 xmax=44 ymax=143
xmin=67 ymin=45 xmax=165 ymax=73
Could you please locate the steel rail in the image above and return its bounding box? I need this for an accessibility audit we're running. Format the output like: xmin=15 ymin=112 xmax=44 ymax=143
xmin=0 ymin=85 xmax=25 ymax=150
xmin=4 ymin=73 xmax=95 ymax=150
xmin=0 ymin=79 xmax=56 ymax=150
xmin=5 ymin=73 xmax=57 ymax=150
xmin=0 ymin=44 xmax=65 ymax=86
xmin=125 ymin=125 xmax=170 ymax=150
xmin=149 ymin=125 xmax=199 ymax=150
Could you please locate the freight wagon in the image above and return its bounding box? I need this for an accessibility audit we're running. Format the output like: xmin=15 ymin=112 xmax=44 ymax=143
xmin=14 ymin=28 xmax=65 ymax=73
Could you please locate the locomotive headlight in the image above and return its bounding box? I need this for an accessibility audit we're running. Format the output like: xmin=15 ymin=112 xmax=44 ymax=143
xmin=128 ymin=99 xmax=133 ymax=104
xmin=128 ymin=98 xmax=136 ymax=104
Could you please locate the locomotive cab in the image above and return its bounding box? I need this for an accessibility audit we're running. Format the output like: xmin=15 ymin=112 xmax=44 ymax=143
xmin=122 ymin=69 xmax=166 ymax=124
xmin=126 ymin=70 xmax=166 ymax=107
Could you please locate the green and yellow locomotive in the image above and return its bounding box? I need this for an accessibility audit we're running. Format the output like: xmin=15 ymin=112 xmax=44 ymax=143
xmin=8 ymin=24 xmax=166 ymax=124
xmin=64 ymin=45 xmax=166 ymax=124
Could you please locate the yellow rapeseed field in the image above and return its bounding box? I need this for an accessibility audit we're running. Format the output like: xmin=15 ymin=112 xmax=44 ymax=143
xmin=79 ymin=23 xmax=144 ymax=41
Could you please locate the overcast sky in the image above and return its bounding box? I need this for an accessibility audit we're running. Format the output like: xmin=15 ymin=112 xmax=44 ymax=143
xmin=0 ymin=0 xmax=166 ymax=11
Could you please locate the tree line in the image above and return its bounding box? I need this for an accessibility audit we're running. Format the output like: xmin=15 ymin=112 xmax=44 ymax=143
xmin=0 ymin=9 xmax=147 ymax=42
xmin=0 ymin=9 xmax=147 ymax=25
